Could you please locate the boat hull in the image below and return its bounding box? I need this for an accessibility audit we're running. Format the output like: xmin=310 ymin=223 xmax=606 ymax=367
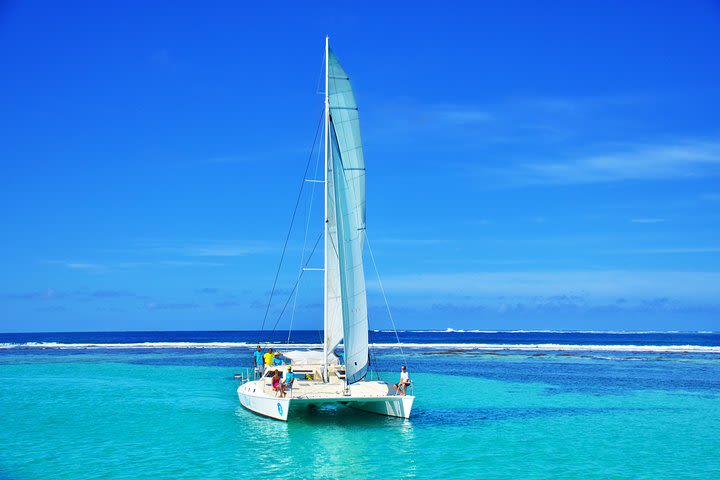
xmin=345 ymin=395 xmax=414 ymax=419
xmin=237 ymin=381 xmax=290 ymax=421
xmin=237 ymin=381 xmax=414 ymax=421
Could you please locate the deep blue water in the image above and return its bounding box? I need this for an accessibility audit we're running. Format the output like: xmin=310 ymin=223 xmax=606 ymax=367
xmin=2 ymin=329 xmax=719 ymax=347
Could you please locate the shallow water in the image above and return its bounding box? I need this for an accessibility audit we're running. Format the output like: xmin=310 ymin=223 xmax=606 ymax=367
xmin=1 ymin=339 xmax=719 ymax=478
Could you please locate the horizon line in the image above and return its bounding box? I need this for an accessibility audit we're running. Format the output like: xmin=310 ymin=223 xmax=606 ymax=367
xmin=1 ymin=328 xmax=717 ymax=335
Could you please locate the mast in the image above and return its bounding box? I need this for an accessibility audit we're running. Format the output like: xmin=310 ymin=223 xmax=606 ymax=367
xmin=322 ymin=35 xmax=330 ymax=381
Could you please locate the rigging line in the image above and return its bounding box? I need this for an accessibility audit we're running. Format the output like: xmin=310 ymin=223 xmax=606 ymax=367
xmin=288 ymin=120 xmax=324 ymax=344
xmin=369 ymin=347 xmax=381 ymax=381
xmin=267 ymin=231 xmax=324 ymax=342
xmin=258 ymin=108 xmax=325 ymax=344
xmin=365 ymin=233 xmax=408 ymax=367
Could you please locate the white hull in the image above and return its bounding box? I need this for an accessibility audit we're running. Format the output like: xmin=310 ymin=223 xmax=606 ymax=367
xmin=237 ymin=380 xmax=292 ymax=421
xmin=237 ymin=380 xmax=414 ymax=421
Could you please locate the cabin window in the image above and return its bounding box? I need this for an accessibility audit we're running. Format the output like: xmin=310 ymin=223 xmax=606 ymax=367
xmin=288 ymin=369 xmax=315 ymax=380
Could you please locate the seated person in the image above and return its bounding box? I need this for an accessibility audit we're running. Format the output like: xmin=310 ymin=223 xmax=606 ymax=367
xmin=271 ymin=370 xmax=285 ymax=397
xmin=394 ymin=365 xmax=411 ymax=396
xmin=283 ymin=366 xmax=295 ymax=390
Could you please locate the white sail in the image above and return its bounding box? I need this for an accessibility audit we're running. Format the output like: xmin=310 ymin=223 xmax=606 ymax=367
xmin=326 ymin=48 xmax=368 ymax=384
xmin=324 ymin=127 xmax=344 ymax=360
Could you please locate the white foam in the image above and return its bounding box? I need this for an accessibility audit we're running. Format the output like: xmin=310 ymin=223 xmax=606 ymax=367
xmin=0 ymin=342 xmax=320 ymax=350
xmin=408 ymin=328 xmax=471 ymax=333
xmin=379 ymin=343 xmax=720 ymax=353
xmin=398 ymin=330 xmax=719 ymax=334
xmin=1 ymin=341 xmax=719 ymax=353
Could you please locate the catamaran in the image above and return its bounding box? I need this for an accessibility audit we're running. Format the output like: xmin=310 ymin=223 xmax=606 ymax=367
xmin=237 ymin=37 xmax=415 ymax=421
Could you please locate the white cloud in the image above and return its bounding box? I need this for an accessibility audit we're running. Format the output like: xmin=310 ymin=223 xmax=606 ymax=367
xmin=66 ymin=263 xmax=102 ymax=270
xmin=631 ymin=218 xmax=667 ymax=224
xmin=620 ymin=247 xmax=720 ymax=254
xmin=56 ymin=259 xmax=226 ymax=272
xmin=369 ymin=101 xmax=493 ymax=137
xmin=184 ymin=245 xmax=261 ymax=257
xmin=158 ymin=260 xmax=225 ymax=267
xmin=3 ymin=288 xmax=61 ymax=300
xmin=433 ymin=106 xmax=493 ymax=124
xmin=370 ymin=270 xmax=720 ymax=302
xmin=370 ymin=237 xmax=450 ymax=246
xmin=146 ymin=302 xmax=198 ymax=310
xmin=500 ymin=140 xmax=720 ymax=185
xmin=133 ymin=240 xmax=269 ymax=257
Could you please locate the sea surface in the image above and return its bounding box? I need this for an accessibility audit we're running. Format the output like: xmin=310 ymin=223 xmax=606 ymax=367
xmin=1 ymin=330 xmax=719 ymax=479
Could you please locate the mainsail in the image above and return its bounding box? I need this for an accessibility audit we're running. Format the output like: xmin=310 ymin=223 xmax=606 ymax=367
xmin=324 ymin=48 xmax=368 ymax=384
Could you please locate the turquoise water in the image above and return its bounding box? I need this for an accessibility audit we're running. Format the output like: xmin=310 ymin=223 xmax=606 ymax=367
xmin=1 ymin=349 xmax=719 ymax=479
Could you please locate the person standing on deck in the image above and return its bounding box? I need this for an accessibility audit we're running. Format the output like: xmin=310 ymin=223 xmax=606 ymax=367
xmin=263 ymin=348 xmax=274 ymax=367
xmin=273 ymin=351 xmax=285 ymax=366
xmin=253 ymin=345 xmax=264 ymax=377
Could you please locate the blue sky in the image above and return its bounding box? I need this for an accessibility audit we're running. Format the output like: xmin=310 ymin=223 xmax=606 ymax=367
xmin=1 ymin=0 xmax=719 ymax=332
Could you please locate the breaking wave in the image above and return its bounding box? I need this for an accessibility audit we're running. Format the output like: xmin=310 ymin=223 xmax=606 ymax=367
xmin=376 ymin=329 xmax=718 ymax=334
xmin=1 ymin=341 xmax=719 ymax=353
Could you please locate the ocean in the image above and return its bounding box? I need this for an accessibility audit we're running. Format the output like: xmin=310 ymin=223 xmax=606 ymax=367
xmin=1 ymin=330 xmax=719 ymax=479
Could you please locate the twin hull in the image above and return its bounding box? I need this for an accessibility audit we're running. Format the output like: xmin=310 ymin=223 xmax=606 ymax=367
xmin=237 ymin=380 xmax=414 ymax=421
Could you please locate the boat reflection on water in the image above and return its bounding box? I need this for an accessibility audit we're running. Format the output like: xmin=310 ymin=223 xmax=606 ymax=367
xmin=234 ymin=402 xmax=416 ymax=476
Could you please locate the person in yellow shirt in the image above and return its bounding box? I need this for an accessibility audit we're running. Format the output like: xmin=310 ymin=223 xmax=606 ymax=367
xmin=263 ymin=348 xmax=274 ymax=366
